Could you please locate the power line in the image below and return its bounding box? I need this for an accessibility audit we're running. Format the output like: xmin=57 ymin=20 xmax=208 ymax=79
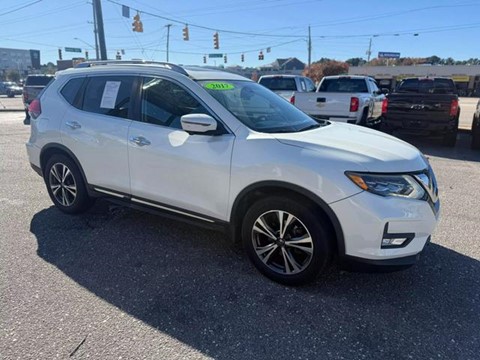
xmin=0 ymin=0 xmax=42 ymax=17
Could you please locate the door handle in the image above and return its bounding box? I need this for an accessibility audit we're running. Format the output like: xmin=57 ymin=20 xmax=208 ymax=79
xmin=130 ymin=136 xmax=151 ymax=147
xmin=65 ymin=121 xmax=81 ymax=130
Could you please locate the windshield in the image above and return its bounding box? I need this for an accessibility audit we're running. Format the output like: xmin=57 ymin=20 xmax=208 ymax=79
xmin=200 ymin=80 xmax=324 ymax=133
xmin=259 ymin=77 xmax=297 ymax=91
xmin=318 ymin=78 xmax=368 ymax=93
xmin=397 ymin=78 xmax=456 ymax=94
xmin=26 ymin=76 xmax=54 ymax=86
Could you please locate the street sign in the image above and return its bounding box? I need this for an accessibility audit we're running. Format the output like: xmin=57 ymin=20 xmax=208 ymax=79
xmin=208 ymin=53 xmax=223 ymax=58
xmin=378 ymin=52 xmax=400 ymax=59
xmin=65 ymin=47 xmax=82 ymax=53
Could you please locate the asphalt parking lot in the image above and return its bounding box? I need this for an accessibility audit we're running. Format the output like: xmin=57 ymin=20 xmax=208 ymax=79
xmin=1 ymin=112 xmax=479 ymax=359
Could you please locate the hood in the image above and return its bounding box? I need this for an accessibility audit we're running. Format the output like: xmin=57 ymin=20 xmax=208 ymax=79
xmin=274 ymin=122 xmax=428 ymax=173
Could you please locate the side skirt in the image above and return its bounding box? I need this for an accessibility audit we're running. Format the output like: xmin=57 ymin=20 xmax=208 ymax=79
xmin=89 ymin=185 xmax=229 ymax=233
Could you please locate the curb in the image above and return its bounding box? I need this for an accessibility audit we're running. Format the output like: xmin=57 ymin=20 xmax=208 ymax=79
xmin=0 ymin=109 xmax=25 ymax=112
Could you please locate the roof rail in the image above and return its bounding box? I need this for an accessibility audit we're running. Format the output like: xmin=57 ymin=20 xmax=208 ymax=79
xmin=74 ymin=60 xmax=189 ymax=76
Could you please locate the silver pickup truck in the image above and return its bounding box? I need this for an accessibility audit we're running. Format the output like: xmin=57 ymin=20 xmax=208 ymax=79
xmin=258 ymin=74 xmax=316 ymax=102
xmin=292 ymin=75 xmax=386 ymax=126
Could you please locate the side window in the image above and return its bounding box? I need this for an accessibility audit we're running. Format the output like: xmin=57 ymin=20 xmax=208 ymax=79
xmin=299 ymin=78 xmax=307 ymax=91
xmin=369 ymin=80 xmax=380 ymax=94
xmin=60 ymin=77 xmax=84 ymax=107
xmin=141 ymin=77 xmax=208 ymax=129
xmin=82 ymin=76 xmax=135 ymax=119
xmin=305 ymin=78 xmax=316 ymax=92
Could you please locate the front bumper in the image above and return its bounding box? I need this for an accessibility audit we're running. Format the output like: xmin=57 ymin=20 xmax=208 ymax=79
xmin=330 ymin=190 xmax=439 ymax=263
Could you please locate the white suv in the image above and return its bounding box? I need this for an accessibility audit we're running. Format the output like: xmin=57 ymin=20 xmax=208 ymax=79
xmin=26 ymin=61 xmax=440 ymax=285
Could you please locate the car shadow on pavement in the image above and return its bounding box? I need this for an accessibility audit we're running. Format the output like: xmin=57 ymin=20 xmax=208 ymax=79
xmin=391 ymin=132 xmax=480 ymax=162
xmin=31 ymin=201 xmax=480 ymax=359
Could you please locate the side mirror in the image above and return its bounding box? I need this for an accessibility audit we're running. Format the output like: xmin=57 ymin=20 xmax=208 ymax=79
xmin=380 ymin=88 xmax=389 ymax=95
xmin=181 ymin=114 xmax=217 ymax=134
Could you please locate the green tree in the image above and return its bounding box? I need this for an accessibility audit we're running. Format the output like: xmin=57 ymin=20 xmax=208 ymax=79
xmin=345 ymin=57 xmax=367 ymax=67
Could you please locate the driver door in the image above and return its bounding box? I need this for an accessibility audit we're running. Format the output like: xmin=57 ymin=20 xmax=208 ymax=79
xmin=127 ymin=76 xmax=235 ymax=221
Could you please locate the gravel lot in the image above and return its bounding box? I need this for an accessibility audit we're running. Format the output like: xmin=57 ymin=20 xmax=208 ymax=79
xmin=1 ymin=112 xmax=479 ymax=359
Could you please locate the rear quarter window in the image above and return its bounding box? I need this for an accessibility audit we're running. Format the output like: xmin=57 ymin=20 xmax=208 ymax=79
xmin=60 ymin=78 xmax=85 ymax=106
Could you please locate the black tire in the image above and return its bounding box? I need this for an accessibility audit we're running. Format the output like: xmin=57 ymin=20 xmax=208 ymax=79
xmin=471 ymin=116 xmax=480 ymax=150
xmin=358 ymin=108 xmax=369 ymax=126
xmin=7 ymin=92 xmax=14 ymax=98
xmin=442 ymin=129 xmax=457 ymax=147
xmin=44 ymin=154 xmax=94 ymax=214
xmin=242 ymin=196 xmax=333 ymax=285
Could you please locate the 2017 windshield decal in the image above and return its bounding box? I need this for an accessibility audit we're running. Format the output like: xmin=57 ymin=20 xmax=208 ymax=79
xmin=204 ymin=82 xmax=235 ymax=90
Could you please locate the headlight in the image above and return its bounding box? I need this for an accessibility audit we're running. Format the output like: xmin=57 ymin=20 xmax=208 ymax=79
xmin=346 ymin=172 xmax=426 ymax=199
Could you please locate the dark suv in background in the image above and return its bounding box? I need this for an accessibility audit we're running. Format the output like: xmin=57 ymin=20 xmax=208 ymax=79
xmin=382 ymin=77 xmax=460 ymax=146
xmin=23 ymin=75 xmax=54 ymax=121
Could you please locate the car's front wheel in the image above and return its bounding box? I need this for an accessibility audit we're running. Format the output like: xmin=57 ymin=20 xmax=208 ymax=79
xmin=242 ymin=196 xmax=333 ymax=285
xmin=44 ymin=154 xmax=93 ymax=214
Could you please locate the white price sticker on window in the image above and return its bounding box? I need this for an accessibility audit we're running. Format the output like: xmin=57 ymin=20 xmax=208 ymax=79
xmin=100 ymin=81 xmax=121 ymax=109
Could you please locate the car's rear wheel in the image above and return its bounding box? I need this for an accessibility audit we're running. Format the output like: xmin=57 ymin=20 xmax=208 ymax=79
xmin=44 ymin=154 xmax=93 ymax=214
xmin=242 ymin=196 xmax=332 ymax=285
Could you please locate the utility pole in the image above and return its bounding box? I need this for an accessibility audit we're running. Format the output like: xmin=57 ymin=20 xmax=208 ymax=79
xmin=366 ymin=37 xmax=372 ymax=62
xmin=166 ymin=24 xmax=172 ymax=62
xmin=93 ymin=0 xmax=107 ymax=60
xmin=92 ymin=1 xmax=99 ymax=60
xmin=308 ymin=25 xmax=312 ymax=67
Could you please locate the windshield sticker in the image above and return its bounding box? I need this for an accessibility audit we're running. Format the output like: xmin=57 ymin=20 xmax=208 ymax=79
xmin=204 ymin=82 xmax=235 ymax=91
xmin=100 ymin=81 xmax=121 ymax=109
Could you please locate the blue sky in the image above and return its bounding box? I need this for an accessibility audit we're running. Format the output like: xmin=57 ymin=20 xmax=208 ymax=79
xmin=1 ymin=0 xmax=479 ymax=67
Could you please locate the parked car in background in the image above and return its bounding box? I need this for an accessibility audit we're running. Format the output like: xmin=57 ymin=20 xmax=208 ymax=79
xmin=258 ymin=74 xmax=316 ymax=101
xmin=23 ymin=75 xmax=54 ymax=120
xmin=0 ymin=81 xmax=22 ymax=97
xmin=382 ymin=77 xmax=460 ymax=147
xmin=26 ymin=61 xmax=440 ymax=285
xmin=292 ymin=75 xmax=385 ymax=126
xmin=471 ymin=99 xmax=480 ymax=149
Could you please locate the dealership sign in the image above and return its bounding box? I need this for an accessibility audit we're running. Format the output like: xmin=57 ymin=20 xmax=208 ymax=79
xmin=378 ymin=52 xmax=401 ymax=59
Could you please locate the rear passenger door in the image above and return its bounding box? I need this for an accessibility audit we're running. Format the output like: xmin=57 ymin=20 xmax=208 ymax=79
xmin=60 ymin=75 xmax=138 ymax=194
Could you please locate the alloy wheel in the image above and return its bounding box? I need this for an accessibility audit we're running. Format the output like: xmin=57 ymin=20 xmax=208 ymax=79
xmin=49 ymin=163 xmax=77 ymax=207
xmin=251 ymin=210 xmax=314 ymax=275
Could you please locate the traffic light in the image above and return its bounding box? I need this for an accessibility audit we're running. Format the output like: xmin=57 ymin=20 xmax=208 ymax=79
xmin=85 ymin=51 xmax=89 ymax=60
xmin=132 ymin=13 xmax=143 ymax=32
xmin=203 ymin=55 xmax=207 ymax=64
xmin=116 ymin=51 xmax=121 ymax=60
xmin=213 ymin=32 xmax=219 ymax=49
xmin=258 ymin=51 xmax=264 ymax=60
xmin=183 ymin=25 xmax=189 ymax=41
xmin=58 ymin=48 xmax=62 ymax=60
xmin=241 ymin=53 xmax=244 ymax=62
xmin=224 ymin=54 xmax=227 ymax=63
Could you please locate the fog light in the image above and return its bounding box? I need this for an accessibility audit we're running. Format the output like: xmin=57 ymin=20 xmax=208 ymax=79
xmin=382 ymin=237 xmax=407 ymax=246
xmin=381 ymin=223 xmax=415 ymax=249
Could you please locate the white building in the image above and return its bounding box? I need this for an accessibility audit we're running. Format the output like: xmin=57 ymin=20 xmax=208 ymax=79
xmin=0 ymin=47 xmax=41 ymax=77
